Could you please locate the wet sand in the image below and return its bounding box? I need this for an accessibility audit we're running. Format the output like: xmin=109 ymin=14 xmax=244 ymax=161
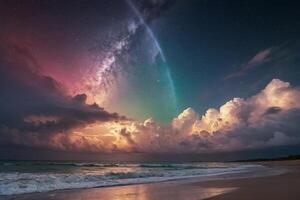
xmin=205 ymin=160 xmax=300 ymax=200
xmin=2 ymin=160 xmax=300 ymax=200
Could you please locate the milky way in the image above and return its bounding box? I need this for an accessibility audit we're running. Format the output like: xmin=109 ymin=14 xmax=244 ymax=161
xmin=125 ymin=0 xmax=178 ymax=112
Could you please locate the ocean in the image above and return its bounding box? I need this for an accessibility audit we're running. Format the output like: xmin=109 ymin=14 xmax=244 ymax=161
xmin=0 ymin=161 xmax=265 ymax=196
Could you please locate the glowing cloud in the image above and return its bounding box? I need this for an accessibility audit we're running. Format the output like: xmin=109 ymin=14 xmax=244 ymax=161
xmin=93 ymin=78 xmax=300 ymax=153
xmin=3 ymin=76 xmax=300 ymax=154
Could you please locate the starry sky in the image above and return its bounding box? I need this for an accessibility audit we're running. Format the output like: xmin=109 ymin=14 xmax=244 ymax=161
xmin=1 ymin=0 xmax=300 ymax=160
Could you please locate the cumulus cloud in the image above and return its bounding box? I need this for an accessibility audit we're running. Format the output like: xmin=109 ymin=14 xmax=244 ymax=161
xmin=105 ymin=78 xmax=300 ymax=153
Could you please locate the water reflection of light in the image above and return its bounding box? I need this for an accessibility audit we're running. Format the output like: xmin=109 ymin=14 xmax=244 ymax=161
xmin=39 ymin=183 xmax=236 ymax=200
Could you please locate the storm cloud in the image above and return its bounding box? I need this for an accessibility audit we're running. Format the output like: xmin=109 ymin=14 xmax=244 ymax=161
xmin=0 ymin=42 xmax=125 ymax=149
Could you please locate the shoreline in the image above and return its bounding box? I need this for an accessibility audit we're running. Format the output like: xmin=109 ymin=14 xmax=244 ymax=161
xmin=0 ymin=161 xmax=293 ymax=200
xmin=0 ymin=163 xmax=268 ymax=197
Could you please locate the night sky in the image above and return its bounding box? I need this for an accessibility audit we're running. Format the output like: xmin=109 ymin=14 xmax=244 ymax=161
xmin=1 ymin=0 xmax=300 ymax=160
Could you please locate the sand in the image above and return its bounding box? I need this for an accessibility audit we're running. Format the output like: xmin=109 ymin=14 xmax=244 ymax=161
xmin=204 ymin=160 xmax=300 ymax=200
xmin=2 ymin=160 xmax=300 ymax=200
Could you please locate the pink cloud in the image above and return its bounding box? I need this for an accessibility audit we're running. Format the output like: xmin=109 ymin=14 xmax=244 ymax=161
xmin=224 ymin=48 xmax=272 ymax=80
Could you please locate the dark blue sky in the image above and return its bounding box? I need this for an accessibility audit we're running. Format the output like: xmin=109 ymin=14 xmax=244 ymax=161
xmin=154 ymin=0 xmax=300 ymax=115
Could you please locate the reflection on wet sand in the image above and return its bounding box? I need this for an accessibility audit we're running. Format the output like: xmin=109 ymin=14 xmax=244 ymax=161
xmin=8 ymin=182 xmax=236 ymax=200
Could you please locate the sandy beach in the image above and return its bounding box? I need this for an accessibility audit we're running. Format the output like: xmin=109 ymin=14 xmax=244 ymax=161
xmin=204 ymin=160 xmax=300 ymax=200
xmin=1 ymin=160 xmax=299 ymax=200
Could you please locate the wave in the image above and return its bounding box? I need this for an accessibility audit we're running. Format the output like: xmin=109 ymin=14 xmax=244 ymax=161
xmin=58 ymin=163 xmax=120 ymax=168
xmin=0 ymin=161 xmax=121 ymax=168
xmin=0 ymin=161 xmax=235 ymax=169
xmin=138 ymin=163 xmax=231 ymax=169
xmin=0 ymin=164 xmax=265 ymax=196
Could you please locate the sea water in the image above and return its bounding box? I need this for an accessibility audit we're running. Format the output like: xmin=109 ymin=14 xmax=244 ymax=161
xmin=0 ymin=161 xmax=265 ymax=196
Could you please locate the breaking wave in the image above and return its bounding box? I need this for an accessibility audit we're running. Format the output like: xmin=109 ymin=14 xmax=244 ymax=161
xmin=0 ymin=162 xmax=266 ymax=196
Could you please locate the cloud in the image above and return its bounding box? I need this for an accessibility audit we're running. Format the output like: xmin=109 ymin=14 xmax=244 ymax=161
xmin=0 ymin=43 xmax=125 ymax=150
xmin=104 ymin=78 xmax=300 ymax=153
xmin=224 ymin=48 xmax=273 ymax=80
xmin=1 ymin=42 xmax=300 ymax=154
xmin=29 ymin=78 xmax=298 ymax=154
xmin=223 ymin=42 xmax=299 ymax=81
